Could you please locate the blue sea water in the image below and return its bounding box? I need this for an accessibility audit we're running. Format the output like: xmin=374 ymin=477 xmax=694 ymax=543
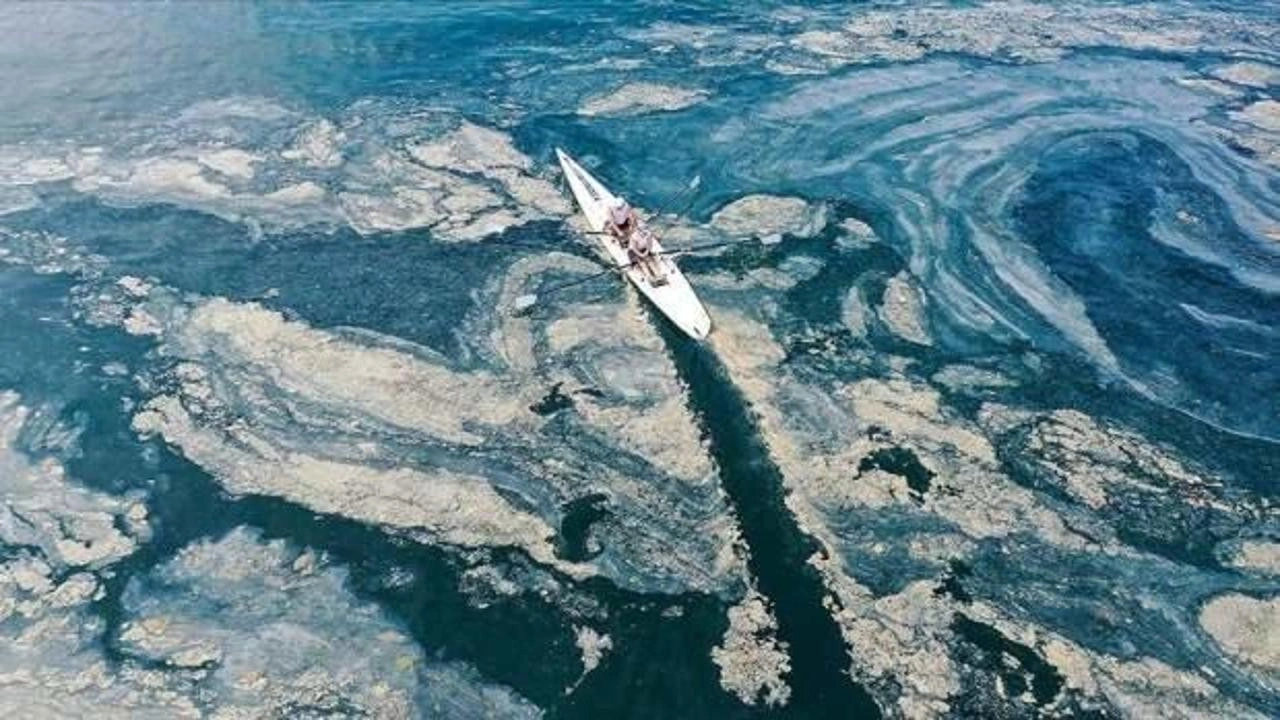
xmin=0 ymin=2 xmax=1277 ymax=718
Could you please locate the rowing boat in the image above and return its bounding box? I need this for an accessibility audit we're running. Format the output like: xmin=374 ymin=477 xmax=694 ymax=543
xmin=555 ymin=148 xmax=712 ymax=340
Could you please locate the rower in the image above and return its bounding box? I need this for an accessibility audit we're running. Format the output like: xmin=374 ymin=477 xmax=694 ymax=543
xmin=608 ymin=199 xmax=664 ymax=284
xmin=607 ymin=200 xmax=636 ymax=243
xmin=628 ymin=226 xmax=652 ymax=260
xmin=629 ymin=227 xmax=665 ymax=284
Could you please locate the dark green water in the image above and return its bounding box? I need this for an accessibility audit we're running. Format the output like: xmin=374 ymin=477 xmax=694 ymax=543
xmin=665 ymin=325 xmax=881 ymax=719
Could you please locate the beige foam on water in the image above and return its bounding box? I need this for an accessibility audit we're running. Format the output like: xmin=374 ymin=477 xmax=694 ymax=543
xmin=0 ymin=391 xmax=536 ymax=718
xmin=710 ymin=194 xmax=826 ymax=245
xmin=116 ymin=261 xmax=745 ymax=596
xmin=702 ymin=248 xmax=1272 ymax=717
xmin=578 ymin=82 xmax=709 ymax=117
xmin=711 ymin=586 xmax=791 ymax=708
xmin=0 ymin=101 xmax=569 ymax=242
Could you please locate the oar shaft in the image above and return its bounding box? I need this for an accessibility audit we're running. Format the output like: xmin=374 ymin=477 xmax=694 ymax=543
xmin=536 ymin=260 xmax=635 ymax=296
xmin=518 ymin=238 xmax=746 ymax=311
xmin=668 ymin=239 xmax=740 ymax=255
xmin=649 ymin=174 xmax=701 ymax=221
xmin=650 ymin=186 xmax=693 ymax=220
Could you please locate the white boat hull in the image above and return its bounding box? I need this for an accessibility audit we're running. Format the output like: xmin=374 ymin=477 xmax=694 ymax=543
xmin=555 ymin=148 xmax=712 ymax=340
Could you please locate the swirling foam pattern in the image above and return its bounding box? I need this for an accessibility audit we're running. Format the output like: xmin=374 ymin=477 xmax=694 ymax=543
xmin=0 ymin=1 xmax=1276 ymax=718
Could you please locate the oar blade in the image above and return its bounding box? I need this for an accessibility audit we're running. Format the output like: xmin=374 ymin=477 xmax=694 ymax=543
xmin=513 ymin=293 xmax=539 ymax=313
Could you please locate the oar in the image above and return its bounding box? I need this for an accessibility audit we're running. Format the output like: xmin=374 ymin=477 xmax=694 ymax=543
xmin=662 ymin=238 xmax=742 ymax=257
xmin=511 ymin=239 xmax=745 ymax=313
xmin=513 ymin=261 xmax=639 ymax=312
xmin=649 ymin=174 xmax=701 ymax=221
xmin=577 ymin=174 xmax=701 ymax=235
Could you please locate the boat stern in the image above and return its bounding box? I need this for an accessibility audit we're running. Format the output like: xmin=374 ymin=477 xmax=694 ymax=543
xmin=678 ymin=303 xmax=713 ymax=340
xmin=690 ymin=312 xmax=712 ymax=340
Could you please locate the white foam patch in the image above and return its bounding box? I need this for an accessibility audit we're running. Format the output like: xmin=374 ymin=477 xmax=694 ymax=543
xmin=823 ymin=577 xmax=961 ymax=718
xmin=976 ymin=405 xmax=1269 ymax=536
xmin=1232 ymin=99 xmax=1280 ymax=133
xmin=574 ymin=626 xmax=613 ymax=677
xmin=0 ymin=384 xmax=537 ymax=712
xmin=965 ymin=220 xmax=1125 ymax=375
xmin=0 ymin=100 xmax=568 ymax=241
xmin=0 ymin=388 xmax=540 ymax=717
xmin=1218 ymin=123 xmax=1280 ymax=173
xmin=930 ymin=365 xmax=1014 ymax=391
xmin=559 ymin=57 xmax=648 ymax=73
xmin=622 ymin=22 xmax=784 ymax=69
xmin=841 ymin=286 xmax=869 ymax=337
xmin=0 ymin=582 xmax=201 ymax=719
xmin=1225 ymin=541 xmax=1280 ymax=577
xmin=788 ymin=3 xmax=1273 ymax=68
xmin=622 ymin=4 xmax=1275 ymax=82
xmin=543 ymin=303 xmax=718 ymax=483
xmin=711 ymin=587 xmax=791 ymax=708
xmin=693 ymin=268 xmax=803 ymax=292
xmin=1174 ymin=76 xmax=1244 ymax=98
xmin=80 ymin=156 xmax=232 ymax=201
xmin=489 ymin=281 xmax=744 ymax=594
xmin=0 ymin=145 xmax=78 ymax=185
xmin=0 ymin=529 xmax=539 ymax=717
xmin=967 ymin=601 xmax=1270 ymax=719
xmin=1199 ymin=594 xmax=1280 ymax=677
xmin=68 ymin=151 xmax=340 ymax=232
xmin=709 ymin=310 xmax=1086 ymax=549
xmin=710 ymin=194 xmax=826 ymax=244
xmin=133 ymin=394 xmax=574 ymax=574
xmin=163 ymin=297 xmax=530 ymax=445
xmin=195 ymin=148 xmax=261 ymax=180
xmin=578 ymin=82 xmax=709 ymax=117
xmin=118 ymin=277 xmax=742 ymax=595
xmin=178 ymin=96 xmax=295 ymax=123
xmin=119 ymin=527 xmax=542 ymax=718
xmin=837 ymin=217 xmax=877 ymax=250
xmin=879 ymin=272 xmax=932 ymax=346
xmin=0 ymin=397 xmax=172 ymax=715
xmin=0 ymin=227 xmax=107 ymax=278
xmin=0 ymin=392 xmax=148 ymax=569
xmin=337 ymin=121 xmax=568 ymax=240
xmin=281 ymin=119 xmax=345 ymax=168
xmin=703 ymin=297 xmax=1269 ymax=714
xmin=125 ymin=296 xmax=576 ymax=576
xmin=1211 ymin=62 xmax=1280 ymax=89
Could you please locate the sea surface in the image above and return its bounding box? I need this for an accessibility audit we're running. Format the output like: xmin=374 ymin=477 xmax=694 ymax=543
xmin=0 ymin=2 xmax=1277 ymax=718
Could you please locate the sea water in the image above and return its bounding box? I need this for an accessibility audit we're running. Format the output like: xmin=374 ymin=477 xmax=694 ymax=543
xmin=0 ymin=3 xmax=1277 ymax=718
